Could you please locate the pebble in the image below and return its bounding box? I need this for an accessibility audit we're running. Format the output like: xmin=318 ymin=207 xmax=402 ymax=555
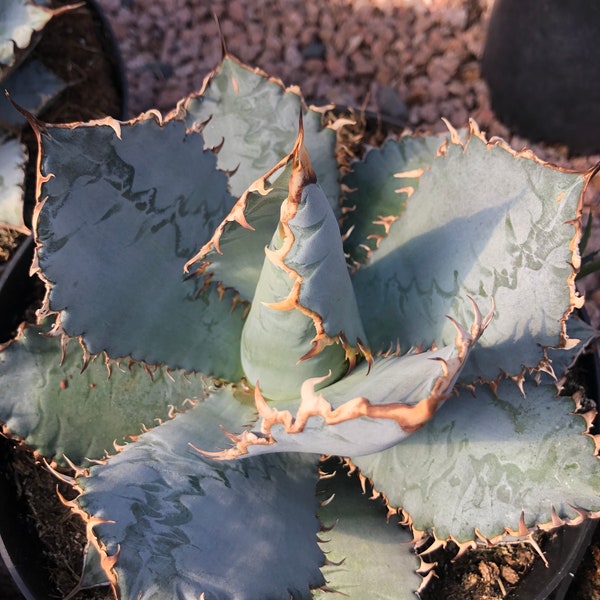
xmin=228 ymin=0 xmax=246 ymax=23
xmin=284 ymin=44 xmax=303 ymax=70
xmin=302 ymin=39 xmax=326 ymax=61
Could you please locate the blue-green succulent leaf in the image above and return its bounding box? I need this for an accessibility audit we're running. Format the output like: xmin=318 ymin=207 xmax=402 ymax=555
xmin=185 ymin=175 xmax=288 ymax=302
xmin=313 ymin=462 xmax=422 ymax=599
xmin=0 ymin=0 xmax=52 ymax=69
xmin=188 ymin=133 xmax=368 ymax=400
xmin=0 ymin=58 xmax=66 ymax=130
xmin=352 ymin=378 xmax=600 ymax=542
xmin=79 ymin=543 xmax=110 ymax=591
xmin=0 ymin=322 xmax=205 ymax=465
xmin=342 ymin=133 xmax=445 ymax=266
xmin=238 ymin=139 xmax=368 ymax=400
xmin=544 ymin=316 xmax=596 ymax=379
xmin=34 ymin=115 xmax=244 ymax=377
xmin=203 ymin=302 xmax=492 ymax=458
xmin=181 ymin=55 xmax=340 ymax=210
xmin=76 ymin=385 xmax=325 ymax=600
xmin=352 ymin=124 xmax=586 ymax=381
xmin=0 ymin=135 xmax=27 ymax=231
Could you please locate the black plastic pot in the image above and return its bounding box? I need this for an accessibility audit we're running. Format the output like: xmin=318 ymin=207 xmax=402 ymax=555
xmin=509 ymin=519 xmax=599 ymax=600
xmin=0 ymin=0 xmax=128 ymax=597
xmin=482 ymin=0 xmax=600 ymax=155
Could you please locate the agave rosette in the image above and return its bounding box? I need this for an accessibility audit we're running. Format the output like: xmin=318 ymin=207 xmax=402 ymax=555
xmin=0 ymin=53 xmax=598 ymax=599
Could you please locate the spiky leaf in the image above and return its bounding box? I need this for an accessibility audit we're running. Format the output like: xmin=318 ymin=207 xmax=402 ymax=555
xmin=205 ymin=303 xmax=491 ymax=459
xmin=186 ymin=177 xmax=288 ymax=302
xmin=313 ymin=462 xmax=422 ymax=599
xmin=0 ymin=0 xmax=52 ymax=70
xmin=343 ymin=134 xmax=445 ymax=265
xmin=352 ymin=125 xmax=585 ymax=381
xmin=239 ymin=141 xmax=367 ymax=399
xmin=182 ymin=55 xmax=340 ymax=209
xmin=352 ymin=378 xmax=600 ymax=542
xmin=0 ymin=135 xmax=27 ymax=231
xmin=0 ymin=58 xmax=66 ymax=130
xmin=0 ymin=323 xmax=206 ymax=465
xmin=77 ymin=386 xmax=325 ymax=600
xmin=78 ymin=543 xmax=110 ymax=591
xmin=35 ymin=116 xmax=244 ymax=377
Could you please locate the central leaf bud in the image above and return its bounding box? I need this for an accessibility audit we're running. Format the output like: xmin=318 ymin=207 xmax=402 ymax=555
xmin=240 ymin=128 xmax=369 ymax=400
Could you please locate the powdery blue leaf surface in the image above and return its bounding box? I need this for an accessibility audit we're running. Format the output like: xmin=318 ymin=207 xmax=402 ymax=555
xmin=181 ymin=55 xmax=340 ymax=209
xmin=78 ymin=543 xmax=110 ymax=591
xmin=0 ymin=58 xmax=66 ymax=129
xmin=351 ymin=124 xmax=586 ymax=381
xmin=313 ymin=462 xmax=422 ymax=599
xmin=190 ymin=134 xmax=368 ymax=401
xmin=0 ymin=0 xmax=52 ymax=69
xmin=0 ymin=135 xmax=27 ymax=231
xmin=544 ymin=316 xmax=596 ymax=378
xmin=0 ymin=323 xmax=205 ymax=465
xmin=351 ymin=379 xmax=600 ymax=542
xmin=76 ymin=386 xmax=325 ymax=600
xmin=342 ymin=134 xmax=445 ymax=266
xmin=186 ymin=179 xmax=288 ymax=302
xmin=240 ymin=168 xmax=368 ymax=400
xmin=35 ymin=116 xmax=244 ymax=377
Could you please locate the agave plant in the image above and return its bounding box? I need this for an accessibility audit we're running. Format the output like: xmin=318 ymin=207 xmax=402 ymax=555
xmin=1 ymin=51 xmax=599 ymax=599
xmin=0 ymin=0 xmax=80 ymax=233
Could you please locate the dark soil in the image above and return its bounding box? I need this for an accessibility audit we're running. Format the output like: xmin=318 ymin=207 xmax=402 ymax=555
xmin=421 ymin=539 xmax=543 ymax=599
xmin=0 ymin=438 xmax=100 ymax=599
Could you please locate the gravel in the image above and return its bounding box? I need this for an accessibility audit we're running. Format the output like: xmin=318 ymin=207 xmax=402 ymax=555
xmin=98 ymin=0 xmax=493 ymax=129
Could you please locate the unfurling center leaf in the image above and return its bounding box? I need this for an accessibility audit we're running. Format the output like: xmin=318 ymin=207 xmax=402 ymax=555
xmin=240 ymin=123 xmax=369 ymax=400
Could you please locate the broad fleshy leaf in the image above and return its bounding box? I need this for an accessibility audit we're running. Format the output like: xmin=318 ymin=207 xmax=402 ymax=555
xmin=352 ymin=123 xmax=586 ymax=381
xmin=313 ymin=462 xmax=422 ymax=599
xmin=181 ymin=55 xmax=340 ymax=209
xmin=0 ymin=323 xmax=205 ymax=465
xmin=0 ymin=135 xmax=27 ymax=231
xmin=0 ymin=58 xmax=66 ymax=130
xmin=78 ymin=543 xmax=110 ymax=592
xmin=342 ymin=133 xmax=445 ymax=266
xmin=185 ymin=173 xmax=289 ymax=302
xmin=76 ymin=385 xmax=325 ymax=600
xmin=0 ymin=0 xmax=52 ymax=69
xmin=545 ymin=316 xmax=596 ymax=376
xmin=34 ymin=115 xmax=244 ymax=377
xmin=351 ymin=378 xmax=600 ymax=542
xmin=203 ymin=302 xmax=492 ymax=459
